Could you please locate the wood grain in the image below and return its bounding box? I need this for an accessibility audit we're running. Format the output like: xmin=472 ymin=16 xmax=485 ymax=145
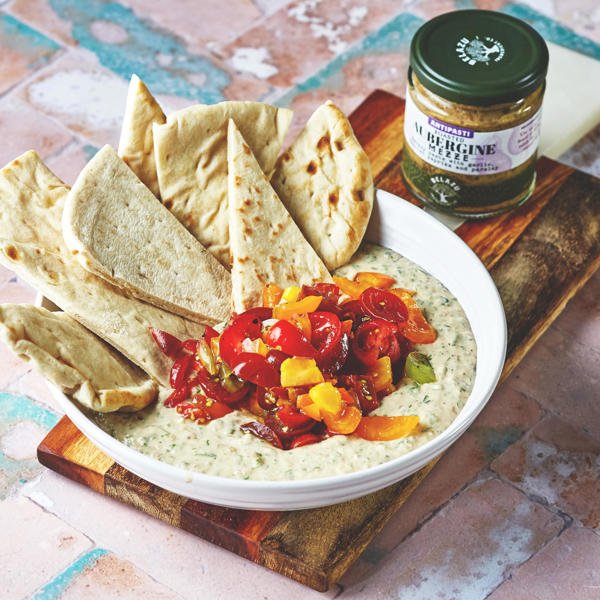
xmin=37 ymin=90 xmax=600 ymax=592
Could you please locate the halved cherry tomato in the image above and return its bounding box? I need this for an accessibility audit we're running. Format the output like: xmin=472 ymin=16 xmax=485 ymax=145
xmin=265 ymin=349 xmax=289 ymax=371
xmin=296 ymin=394 xmax=321 ymax=421
xmin=180 ymin=394 xmax=234 ymax=421
xmin=339 ymin=299 xmax=368 ymax=325
xmin=194 ymin=366 xmax=249 ymax=404
xmin=277 ymin=405 xmax=315 ymax=429
xmin=354 ymin=415 xmax=420 ymax=441
xmin=360 ymin=287 xmax=408 ymax=323
xmin=322 ymin=403 xmax=362 ymax=434
xmin=182 ymin=339 xmax=198 ymax=352
xmin=265 ymin=320 xmax=317 ymax=358
xmin=219 ymin=308 xmax=271 ymax=368
xmin=164 ymin=379 xmax=196 ymax=407
xmin=308 ymin=312 xmax=342 ymax=369
xmin=203 ymin=325 xmax=220 ymax=344
xmin=169 ymin=354 xmax=192 ymax=389
xmin=368 ymin=356 xmax=393 ymax=392
xmin=232 ymin=352 xmax=280 ymax=388
xmin=352 ymin=318 xmax=397 ymax=366
xmin=341 ymin=374 xmax=379 ymax=415
xmin=264 ymin=412 xmax=315 ymax=441
xmin=289 ymin=433 xmax=322 ymax=448
xmin=263 ymin=283 xmax=283 ymax=308
xmin=301 ymin=283 xmax=341 ymax=304
xmin=388 ymin=290 xmax=436 ymax=344
xmin=150 ymin=328 xmax=182 ymax=358
xmin=240 ymin=421 xmax=283 ymax=449
xmin=355 ymin=272 xmax=396 ymax=289
xmin=332 ymin=275 xmax=369 ymax=299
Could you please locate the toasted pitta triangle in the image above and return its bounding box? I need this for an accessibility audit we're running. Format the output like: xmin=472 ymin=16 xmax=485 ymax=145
xmin=0 ymin=304 xmax=158 ymax=412
xmin=154 ymin=101 xmax=293 ymax=266
xmin=0 ymin=151 xmax=204 ymax=386
xmin=271 ymin=101 xmax=374 ymax=270
xmin=63 ymin=145 xmax=231 ymax=325
xmin=227 ymin=119 xmax=332 ymax=312
xmin=117 ymin=74 xmax=166 ymax=197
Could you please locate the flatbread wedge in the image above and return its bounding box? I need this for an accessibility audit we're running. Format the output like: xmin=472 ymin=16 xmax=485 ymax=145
xmin=227 ymin=119 xmax=332 ymax=312
xmin=0 ymin=304 xmax=158 ymax=412
xmin=117 ymin=74 xmax=166 ymax=197
xmin=271 ymin=101 xmax=374 ymax=271
xmin=63 ymin=145 xmax=231 ymax=325
xmin=154 ymin=101 xmax=293 ymax=266
xmin=0 ymin=151 xmax=205 ymax=386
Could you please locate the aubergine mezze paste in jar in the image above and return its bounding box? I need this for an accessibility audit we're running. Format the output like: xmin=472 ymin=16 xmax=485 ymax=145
xmin=401 ymin=10 xmax=549 ymax=217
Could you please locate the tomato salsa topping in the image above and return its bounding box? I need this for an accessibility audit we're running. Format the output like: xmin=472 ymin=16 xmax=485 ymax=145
xmin=150 ymin=271 xmax=438 ymax=450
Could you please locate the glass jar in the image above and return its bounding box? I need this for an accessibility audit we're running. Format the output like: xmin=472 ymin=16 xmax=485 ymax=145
xmin=401 ymin=10 xmax=549 ymax=218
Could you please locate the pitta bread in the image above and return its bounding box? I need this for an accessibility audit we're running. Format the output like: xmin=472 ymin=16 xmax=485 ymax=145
xmin=227 ymin=119 xmax=332 ymax=312
xmin=0 ymin=304 xmax=157 ymax=412
xmin=271 ymin=101 xmax=374 ymax=270
xmin=0 ymin=151 xmax=204 ymax=386
xmin=117 ymin=74 xmax=166 ymax=197
xmin=154 ymin=101 xmax=293 ymax=266
xmin=63 ymin=145 xmax=231 ymax=325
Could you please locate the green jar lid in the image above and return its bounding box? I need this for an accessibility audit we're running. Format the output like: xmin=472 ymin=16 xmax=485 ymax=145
xmin=410 ymin=10 xmax=549 ymax=106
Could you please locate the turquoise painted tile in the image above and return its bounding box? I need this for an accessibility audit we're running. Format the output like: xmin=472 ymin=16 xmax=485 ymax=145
xmin=31 ymin=548 xmax=108 ymax=600
xmin=275 ymin=12 xmax=424 ymax=106
xmin=0 ymin=392 xmax=59 ymax=499
xmin=0 ymin=12 xmax=60 ymax=58
xmin=47 ymin=0 xmax=230 ymax=102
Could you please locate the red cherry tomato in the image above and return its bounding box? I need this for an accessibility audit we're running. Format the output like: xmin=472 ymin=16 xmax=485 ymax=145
xmin=277 ymin=405 xmax=315 ymax=429
xmin=203 ymin=325 xmax=220 ymax=343
xmin=240 ymin=421 xmax=283 ymax=449
xmin=194 ymin=366 xmax=249 ymax=404
xmin=339 ymin=299 xmax=368 ymax=325
xmin=164 ymin=381 xmax=194 ymax=407
xmin=265 ymin=320 xmax=317 ymax=358
xmin=149 ymin=328 xmax=182 ymax=358
xmin=232 ymin=352 xmax=280 ymax=388
xmin=289 ymin=433 xmax=322 ymax=448
xmin=341 ymin=374 xmax=380 ymax=415
xmin=352 ymin=319 xmax=396 ymax=366
xmin=302 ymin=283 xmax=341 ymax=304
xmin=264 ymin=412 xmax=315 ymax=441
xmin=219 ymin=308 xmax=271 ymax=368
xmin=266 ymin=349 xmax=289 ymax=371
xmin=169 ymin=353 xmax=192 ymax=389
xmin=360 ymin=288 xmax=408 ymax=324
xmin=308 ymin=312 xmax=341 ymax=356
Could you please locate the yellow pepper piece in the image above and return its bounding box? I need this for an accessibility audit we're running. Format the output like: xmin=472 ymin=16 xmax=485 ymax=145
xmin=281 ymin=286 xmax=301 ymax=303
xmin=210 ymin=335 xmax=220 ymax=359
xmin=369 ymin=356 xmax=393 ymax=392
xmin=280 ymin=357 xmax=324 ymax=387
xmin=273 ymin=296 xmax=322 ymax=320
xmin=308 ymin=382 xmax=343 ymax=414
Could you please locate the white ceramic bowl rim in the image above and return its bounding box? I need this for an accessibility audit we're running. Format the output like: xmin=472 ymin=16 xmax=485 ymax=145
xmin=45 ymin=190 xmax=507 ymax=509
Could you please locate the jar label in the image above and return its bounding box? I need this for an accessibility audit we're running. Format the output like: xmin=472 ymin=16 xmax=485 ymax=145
xmin=403 ymin=91 xmax=542 ymax=176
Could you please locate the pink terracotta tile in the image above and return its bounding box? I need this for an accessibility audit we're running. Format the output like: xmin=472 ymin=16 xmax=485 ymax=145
xmin=120 ymin=0 xmax=262 ymax=49
xmin=340 ymin=384 xmax=543 ymax=586
xmin=223 ymin=1 xmax=406 ymax=88
xmin=0 ymin=100 xmax=73 ymax=168
xmin=340 ymin=478 xmax=563 ymax=599
xmin=7 ymin=368 xmax=65 ymax=414
xmin=0 ymin=263 xmax=16 ymax=287
xmin=46 ymin=142 xmax=97 ymax=187
xmin=18 ymin=50 xmax=130 ymax=148
xmin=8 ymin=0 xmax=74 ymax=45
xmin=487 ymin=527 xmax=600 ymax=600
xmin=0 ymin=277 xmax=38 ymax=304
xmin=0 ymin=330 xmax=32 ymax=386
xmin=0 ymin=496 xmax=92 ymax=598
xmin=552 ymin=0 xmax=600 ymax=46
xmin=491 ymin=415 xmax=600 ymax=528
xmin=24 ymin=471 xmax=341 ymax=599
xmin=61 ymin=553 xmax=182 ymax=600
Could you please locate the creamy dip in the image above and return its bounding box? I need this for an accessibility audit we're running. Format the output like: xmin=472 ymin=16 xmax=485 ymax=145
xmin=91 ymin=243 xmax=477 ymax=480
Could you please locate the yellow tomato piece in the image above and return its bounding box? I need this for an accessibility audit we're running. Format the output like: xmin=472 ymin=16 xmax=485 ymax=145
xmin=273 ymin=296 xmax=322 ymax=320
xmin=280 ymin=357 xmax=324 ymax=387
xmin=354 ymin=415 xmax=420 ymax=441
xmin=263 ymin=283 xmax=283 ymax=308
xmin=355 ymin=271 xmax=396 ymax=289
xmin=308 ymin=382 xmax=343 ymax=414
xmin=281 ymin=286 xmax=301 ymax=303
xmin=323 ymin=404 xmax=362 ymax=434
xmin=297 ymin=394 xmax=322 ymax=421
xmin=333 ymin=276 xmax=368 ymax=299
xmin=292 ymin=314 xmax=311 ymax=339
xmin=369 ymin=356 xmax=393 ymax=392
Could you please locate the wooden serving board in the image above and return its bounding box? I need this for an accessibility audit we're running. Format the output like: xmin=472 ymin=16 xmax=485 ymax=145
xmin=38 ymin=90 xmax=600 ymax=592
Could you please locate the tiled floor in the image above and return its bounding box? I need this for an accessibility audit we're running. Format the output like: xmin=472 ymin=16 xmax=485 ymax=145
xmin=0 ymin=1 xmax=599 ymax=598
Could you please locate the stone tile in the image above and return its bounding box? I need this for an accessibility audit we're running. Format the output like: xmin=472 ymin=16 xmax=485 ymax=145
xmin=10 ymin=1 xmax=237 ymax=103
xmin=0 ymin=332 xmax=33 ymax=387
xmin=32 ymin=549 xmax=183 ymax=599
xmin=492 ymin=416 xmax=600 ymax=528
xmin=46 ymin=141 xmax=98 ymax=186
xmin=0 ymin=12 xmax=60 ymax=94
xmin=223 ymin=0 xmax=409 ymax=88
xmin=24 ymin=471 xmax=341 ymax=600
xmin=340 ymin=478 xmax=563 ymax=599
xmin=0 ymin=100 xmax=73 ymax=168
xmin=487 ymin=526 xmax=600 ymax=600
xmin=0 ymin=276 xmax=37 ymax=304
xmin=274 ymin=12 xmax=422 ymax=140
xmin=507 ymin=317 xmax=600 ymax=442
xmin=6 ymin=367 xmax=65 ymax=414
xmin=18 ymin=50 xmax=130 ymax=147
xmin=121 ymin=0 xmax=261 ymax=48
xmin=0 ymin=496 xmax=91 ymax=598
xmin=531 ymin=0 xmax=600 ymax=47
xmin=0 ymin=392 xmax=59 ymax=498
xmin=0 ymin=263 xmax=16 ymax=287
xmin=339 ymin=384 xmax=543 ymax=586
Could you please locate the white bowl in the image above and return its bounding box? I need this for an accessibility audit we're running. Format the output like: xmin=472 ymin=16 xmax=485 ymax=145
xmin=45 ymin=189 xmax=506 ymax=510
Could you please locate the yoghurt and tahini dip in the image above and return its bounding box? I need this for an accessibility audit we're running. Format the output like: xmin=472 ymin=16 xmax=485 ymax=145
xmin=92 ymin=243 xmax=477 ymax=481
